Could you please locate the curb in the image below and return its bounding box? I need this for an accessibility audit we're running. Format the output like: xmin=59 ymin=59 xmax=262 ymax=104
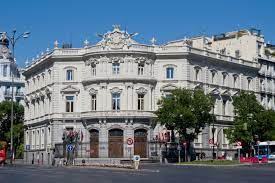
xmin=173 ymin=163 xmax=251 ymax=167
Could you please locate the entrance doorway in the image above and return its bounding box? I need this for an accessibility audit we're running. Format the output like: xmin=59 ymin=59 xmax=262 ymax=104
xmin=134 ymin=129 xmax=147 ymax=158
xmin=108 ymin=129 xmax=123 ymax=158
xmin=90 ymin=129 xmax=99 ymax=158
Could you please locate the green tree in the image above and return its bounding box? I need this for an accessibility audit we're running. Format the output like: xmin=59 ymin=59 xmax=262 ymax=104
xmin=155 ymin=88 xmax=215 ymax=144
xmin=226 ymin=92 xmax=275 ymax=153
xmin=0 ymin=101 xmax=24 ymax=158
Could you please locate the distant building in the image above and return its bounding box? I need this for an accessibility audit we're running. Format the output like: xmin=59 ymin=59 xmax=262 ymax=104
xmin=23 ymin=26 xmax=275 ymax=164
xmin=0 ymin=33 xmax=25 ymax=104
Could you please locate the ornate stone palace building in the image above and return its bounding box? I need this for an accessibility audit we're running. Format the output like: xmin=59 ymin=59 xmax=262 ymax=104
xmin=0 ymin=33 xmax=25 ymax=104
xmin=23 ymin=26 xmax=275 ymax=164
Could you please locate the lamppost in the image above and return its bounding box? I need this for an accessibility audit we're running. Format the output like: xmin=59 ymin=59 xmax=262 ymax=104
xmin=212 ymin=108 xmax=215 ymax=160
xmin=0 ymin=30 xmax=30 ymax=164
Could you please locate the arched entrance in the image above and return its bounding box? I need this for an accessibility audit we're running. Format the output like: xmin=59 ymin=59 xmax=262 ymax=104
xmin=108 ymin=129 xmax=123 ymax=158
xmin=90 ymin=129 xmax=99 ymax=158
xmin=134 ymin=129 xmax=147 ymax=158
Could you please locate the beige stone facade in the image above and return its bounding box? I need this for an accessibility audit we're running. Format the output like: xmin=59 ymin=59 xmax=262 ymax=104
xmin=23 ymin=26 xmax=275 ymax=164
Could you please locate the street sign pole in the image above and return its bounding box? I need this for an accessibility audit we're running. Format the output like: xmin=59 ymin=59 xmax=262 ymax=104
xmin=238 ymin=148 xmax=240 ymax=163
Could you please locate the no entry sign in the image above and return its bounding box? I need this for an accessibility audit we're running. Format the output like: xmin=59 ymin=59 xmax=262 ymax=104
xmin=127 ymin=138 xmax=134 ymax=147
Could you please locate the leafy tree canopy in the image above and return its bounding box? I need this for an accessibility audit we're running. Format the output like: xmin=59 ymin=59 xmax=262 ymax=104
xmin=155 ymin=88 xmax=215 ymax=141
xmin=226 ymin=92 xmax=275 ymax=148
xmin=0 ymin=101 xmax=24 ymax=158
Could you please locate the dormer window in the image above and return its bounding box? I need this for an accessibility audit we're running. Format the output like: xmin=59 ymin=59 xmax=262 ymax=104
xmin=66 ymin=70 xmax=73 ymax=81
xmin=235 ymin=50 xmax=241 ymax=58
xmin=166 ymin=67 xmax=174 ymax=79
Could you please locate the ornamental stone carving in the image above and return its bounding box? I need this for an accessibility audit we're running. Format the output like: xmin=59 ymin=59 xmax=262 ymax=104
xmin=60 ymin=85 xmax=80 ymax=96
xmin=96 ymin=25 xmax=138 ymax=50
xmin=86 ymin=57 xmax=98 ymax=66
xmin=136 ymin=87 xmax=148 ymax=95
xmin=89 ymin=88 xmax=98 ymax=95
xmin=110 ymin=87 xmax=122 ymax=93
xmin=110 ymin=56 xmax=123 ymax=63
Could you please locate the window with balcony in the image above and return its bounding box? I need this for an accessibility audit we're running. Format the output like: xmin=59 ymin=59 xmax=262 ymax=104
xmin=91 ymin=94 xmax=96 ymax=111
xmin=166 ymin=67 xmax=174 ymax=79
xmin=137 ymin=94 xmax=144 ymax=110
xmin=65 ymin=96 xmax=74 ymax=112
xmin=66 ymin=70 xmax=73 ymax=81
xmin=91 ymin=64 xmax=96 ymax=77
xmin=112 ymin=63 xmax=120 ymax=75
xmin=112 ymin=93 xmax=120 ymax=111
xmin=138 ymin=63 xmax=144 ymax=75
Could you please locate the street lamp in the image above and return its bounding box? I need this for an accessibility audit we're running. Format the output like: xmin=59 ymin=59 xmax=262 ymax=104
xmin=1 ymin=30 xmax=30 ymax=164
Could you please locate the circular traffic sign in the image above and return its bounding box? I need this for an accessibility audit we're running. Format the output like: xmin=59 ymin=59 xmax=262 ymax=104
xmin=236 ymin=141 xmax=242 ymax=146
xmin=127 ymin=138 xmax=134 ymax=145
xmin=209 ymin=139 xmax=213 ymax=144
xmin=67 ymin=144 xmax=74 ymax=152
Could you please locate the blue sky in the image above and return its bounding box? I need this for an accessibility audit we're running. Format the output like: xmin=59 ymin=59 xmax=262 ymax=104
xmin=1 ymin=0 xmax=275 ymax=67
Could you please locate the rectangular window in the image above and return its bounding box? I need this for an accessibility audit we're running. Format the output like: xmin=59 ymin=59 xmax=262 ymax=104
xmin=222 ymin=74 xmax=227 ymax=85
xmin=233 ymin=76 xmax=238 ymax=88
xmin=137 ymin=94 xmax=144 ymax=110
xmin=66 ymin=70 xmax=73 ymax=81
xmin=66 ymin=96 xmax=74 ymax=112
xmin=222 ymin=100 xmax=227 ymax=115
xmin=91 ymin=94 xmax=97 ymax=111
xmin=247 ymin=79 xmax=251 ymax=90
xmin=91 ymin=65 xmax=96 ymax=77
xmin=211 ymin=72 xmax=215 ymax=83
xmin=166 ymin=68 xmax=174 ymax=79
xmin=195 ymin=69 xmax=199 ymax=81
xmin=3 ymin=65 xmax=7 ymax=77
xmin=112 ymin=63 xmax=120 ymax=74
xmin=138 ymin=63 xmax=144 ymax=75
xmin=112 ymin=93 xmax=120 ymax=111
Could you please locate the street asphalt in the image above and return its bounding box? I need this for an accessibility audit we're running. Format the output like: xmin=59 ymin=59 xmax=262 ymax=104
xmin=1 ymin=163 xmax=275 ymax=183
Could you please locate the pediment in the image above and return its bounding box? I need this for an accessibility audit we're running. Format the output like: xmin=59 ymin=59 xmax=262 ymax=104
xmin=160 ymin=84 xmax=177 ymax=91
xmin=61 ymin=85 xmax=80 ymax=95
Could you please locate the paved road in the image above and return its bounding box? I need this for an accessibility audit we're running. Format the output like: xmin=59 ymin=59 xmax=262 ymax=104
xmin=0 ymin=163 xmax=275 ymax=183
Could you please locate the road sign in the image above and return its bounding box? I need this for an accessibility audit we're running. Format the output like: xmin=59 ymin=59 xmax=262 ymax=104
xmin=67 ymin=144 xmax=74 ymax=152
xmin=127 ymin=138 xmax=134 ymax=145
xmin=236 ymin=141 xmax=242 ymax=146
xmin=209 ymin=139 xmax=213 ymax=144
xmin=182 ymin=141 xmax=187 ymax=146
xmin=236 ymin=141 xmax=242 ymax=149
xmin=25 ymin=145 xmax=30 ymax=151
xmin=133 ymin=155 xmax=140 ymax=162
